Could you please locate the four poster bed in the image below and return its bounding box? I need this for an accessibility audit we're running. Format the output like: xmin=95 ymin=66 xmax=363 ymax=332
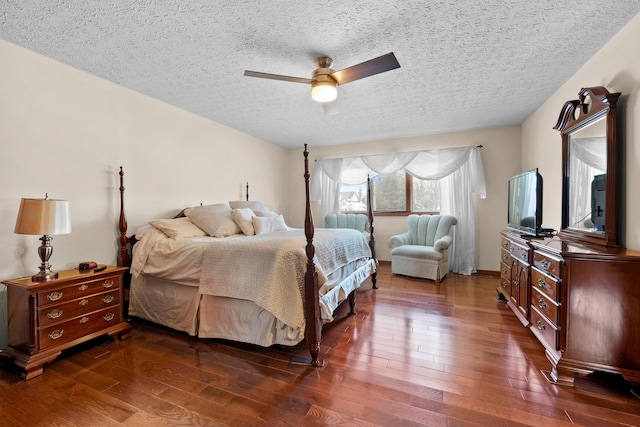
xmin=117 ymin=145 xmax=377 ymax=366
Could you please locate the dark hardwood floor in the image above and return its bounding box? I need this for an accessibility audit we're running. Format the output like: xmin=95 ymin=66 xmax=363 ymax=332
xmin=2 ymin=262 xmax=640 ymax=426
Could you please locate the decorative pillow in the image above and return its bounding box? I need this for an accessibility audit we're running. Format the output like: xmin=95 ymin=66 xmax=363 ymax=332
xmin=229 ymin=200 xmax=269 ymax=212
xmin=184 ymin=204 xmax=241 ymax=237
xmin=135 ymin=224 xmax=153 ymax=240
xmin=231 ymin=208 xmax=256 ymax=236
xmin=149 ymin=217 xmax=207 ymax=239
xmin=253 ymin=214 xmax=288 ymax=235
xmin=254 ymin=209 xmax=279 ymax=218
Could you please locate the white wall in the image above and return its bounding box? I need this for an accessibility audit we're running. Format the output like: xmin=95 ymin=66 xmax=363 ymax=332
xmin=522 ymin=12 xmax=640 ymax=250
xmin=0 ymin=40 xmax=288 ymax=349
xmin=285 ymin=126 xmax=523 ymax=270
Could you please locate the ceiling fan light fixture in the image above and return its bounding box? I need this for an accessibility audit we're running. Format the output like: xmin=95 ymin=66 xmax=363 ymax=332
xmin=311 ymin=80 xmax=337 ymax=103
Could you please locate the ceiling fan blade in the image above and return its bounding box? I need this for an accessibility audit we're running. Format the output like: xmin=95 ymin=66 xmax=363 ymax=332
xmin=330 ymin=52 xmax=400 ymax=85
xmin=322 ymin=100 xmax=339 ymax=117
xmin=243 ymin=70 xmax=312 ymax=84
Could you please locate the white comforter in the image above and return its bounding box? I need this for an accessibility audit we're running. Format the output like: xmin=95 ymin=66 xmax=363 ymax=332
xmin=131 ymin=227 xmax=373 ymax=328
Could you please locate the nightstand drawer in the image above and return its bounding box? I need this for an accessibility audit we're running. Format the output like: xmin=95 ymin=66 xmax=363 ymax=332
xmin=38 ymin=290 xmax=120 ymax=327
xmin=36 ymin=274 xmax=121 ymax=307
xmin=38 ymin=306 xmax=121 ymax=350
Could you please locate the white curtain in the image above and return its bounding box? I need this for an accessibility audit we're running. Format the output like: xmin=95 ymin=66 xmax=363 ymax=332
xmin=311 ymin=146 xmax=486 ymax=275
xmin=569 ymin=137 xmax=606 ymax=230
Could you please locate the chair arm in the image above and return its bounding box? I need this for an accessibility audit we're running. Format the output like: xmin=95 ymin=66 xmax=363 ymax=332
xmin=390 ymin=233 xmax=411 ymax=248
xmin=434 ymin=235 xmax=453 ymax=251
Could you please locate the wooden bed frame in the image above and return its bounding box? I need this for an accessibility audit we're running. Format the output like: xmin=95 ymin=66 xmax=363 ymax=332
xmin=117 ymin=144 xmax=377 ymax=366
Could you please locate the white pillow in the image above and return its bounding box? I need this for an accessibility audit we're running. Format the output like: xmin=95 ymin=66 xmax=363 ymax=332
xmin=184 ymin=204 xmax=241 ymax=237
xmin=254 ymin=209 xmax=279 ymax=218
xmin=149 ymin=218 xmax=207 ymax=239
xmin=229 ymin=200 xmax=269 ymax=212
xmin=253 ymin=214 xmax=288 ymax=235
xmin=231 ymin=208 xmax=255 ymax=236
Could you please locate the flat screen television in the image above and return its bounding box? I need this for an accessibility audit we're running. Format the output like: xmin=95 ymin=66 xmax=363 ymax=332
xmin=507 ymin=168 xmax=543 ymax=236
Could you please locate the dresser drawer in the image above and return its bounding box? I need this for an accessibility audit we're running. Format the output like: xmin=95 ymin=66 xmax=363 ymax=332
xmin=531 ymin=268 xmax=560 ymax=301
xmin=36 ymin=274 xmax=120 ymax=307
xmin=532 ymin=251 xmax=562 ymax=279
xmin=500 ymin=259 xmax=512 ymax=279
xmin=501 ymin=248 xmax=513 ymax=265
xmin=531 ymin=286 xmax=559 ymax=326
xmin=37 ymin=290 xmax=120 ymax=327
xmin=509 ymin=241 xmax=530 ymax=264
xmin=38 ymin=306 xmax=122 ymax=350
xmin=530 ymin=306 xmax=559 ymax=351
xmin=501 ymin=236 xmax=511 ymax=251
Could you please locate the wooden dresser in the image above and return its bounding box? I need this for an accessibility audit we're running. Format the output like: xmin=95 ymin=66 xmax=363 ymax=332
xmin=2 ymin=265 xmax=131 ymax=380
xmin=499 ymin=232 xmax=531 ymax=327
xmin=498 ymin=231 xmax=640 ymax=385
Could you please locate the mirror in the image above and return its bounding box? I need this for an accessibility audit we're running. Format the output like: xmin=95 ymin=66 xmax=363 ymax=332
xmin=567 ymin=117 xmax=606 ymax=233
xmin=554 ymin=87 xmax=621 ymax=247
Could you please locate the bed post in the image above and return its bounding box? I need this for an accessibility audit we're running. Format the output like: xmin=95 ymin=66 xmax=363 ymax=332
xmin=292 ymin=144 xmax=324 ymax=367
xmin=367 ymin=175 xmax=378 ymax=289
xmin=118 ymin=167 xmax=131 ymax=268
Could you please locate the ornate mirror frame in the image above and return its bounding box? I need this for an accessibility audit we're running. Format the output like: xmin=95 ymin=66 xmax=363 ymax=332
xmin=554 ymin=86 xmax=621 ymax=247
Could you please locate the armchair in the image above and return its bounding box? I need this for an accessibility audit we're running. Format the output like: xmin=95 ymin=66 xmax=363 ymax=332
xmin=389 ymin=214 xmax=457 ymax=282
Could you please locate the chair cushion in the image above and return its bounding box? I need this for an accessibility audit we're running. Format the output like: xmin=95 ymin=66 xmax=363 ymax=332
xmin=391 ymin=245 xmax=444 ymax=261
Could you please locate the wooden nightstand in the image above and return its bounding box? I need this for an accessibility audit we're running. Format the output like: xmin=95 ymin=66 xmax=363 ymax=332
xmin=1 ymin=265 xmax=131 ymax=380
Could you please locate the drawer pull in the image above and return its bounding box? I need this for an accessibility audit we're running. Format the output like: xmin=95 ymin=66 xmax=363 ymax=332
xmin=502 ymin=280 xmax=508 ymax=289
xmin=539 ymin=259 xmax=551 ymax=271
xmin=48 ymin=330 xmax=64 ymax=340
xmin=47 ymin=309 xmax=63 ymax=319
xmin=503 ymin=241 xmax=508 ymax=248
xmin=103 ymin=313 xmax=115 ymax=322
xmin=79 ymin=316 xmax=89 ymax=324
xmin=102 ymin=280 xmax=114 ymax=289
xmin=537 ymin=277 xmax=547 ymax=288
xmin=519 ymin=250 xmax=527 ymax=260
xmin=502 ymin=267 xmax=507 ymax=275
xmin=502 ymin=254 xmax=509 ymax=261
xmin=538 ymin=298 xmax=548 ymax=310
xmin=79 ymin=299 xmax=89 ymax=306
xmin=47 ymin=291 xmax=63 ymax=302
xmin=79 ymin=284 xmax=89 ymax=291
xmin=102 ymin=295 xmax=114 ymax=304
xmin=536 ymin=320 xmax=546 ymax=331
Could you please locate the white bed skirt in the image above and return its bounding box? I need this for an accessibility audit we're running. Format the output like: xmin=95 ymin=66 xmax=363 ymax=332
xmin=128 ymin=258 xmax=376 ymax=347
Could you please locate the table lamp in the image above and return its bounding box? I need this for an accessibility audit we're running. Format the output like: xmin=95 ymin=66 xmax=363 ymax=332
xmin=14 ymin=194 xmax=71 ymax=281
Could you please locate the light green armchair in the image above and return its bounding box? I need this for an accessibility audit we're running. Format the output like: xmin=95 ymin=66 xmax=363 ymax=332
xmin=389 ymin=214 xmax=457 ymax=282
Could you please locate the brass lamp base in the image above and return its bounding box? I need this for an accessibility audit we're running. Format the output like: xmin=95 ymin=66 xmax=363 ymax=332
xmin=31 ymin=234 xmax=58 ymax=282
xmin=32 ymin=269 xmax=59 ymax=282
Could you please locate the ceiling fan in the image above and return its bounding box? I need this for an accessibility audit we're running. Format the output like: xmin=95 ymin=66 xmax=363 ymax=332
xmin=243 ymin=52 xmax=400 ymax=105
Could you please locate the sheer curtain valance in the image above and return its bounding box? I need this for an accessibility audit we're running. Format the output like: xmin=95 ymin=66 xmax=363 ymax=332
xmin=311 ymin=146 xmax=486 ymax=275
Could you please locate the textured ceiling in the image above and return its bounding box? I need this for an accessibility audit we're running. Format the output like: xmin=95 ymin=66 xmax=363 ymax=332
xmin=2 ymin=1 xmax=640 ymax=149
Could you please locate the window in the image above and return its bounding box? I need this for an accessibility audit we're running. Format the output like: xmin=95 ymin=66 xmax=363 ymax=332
xmin=339 ymin=171 xmax=440 ymax=215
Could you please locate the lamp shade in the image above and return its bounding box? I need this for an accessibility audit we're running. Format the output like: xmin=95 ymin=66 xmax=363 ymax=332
xmin=14 ymin=198 xmax=71 ymax=235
